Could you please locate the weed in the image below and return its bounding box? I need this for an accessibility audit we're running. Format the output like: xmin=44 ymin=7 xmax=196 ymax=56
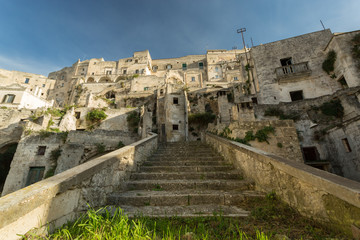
xmin=277 ymin=142 xmax=283 ymax=148
xmin=96 ymin=143 xmax=106 ymax=153
xmin=39 ymin=130 xmax=53 ymax=139
xmin=1 ymin=106 xmax=7 ymax=109
xmin=152 ymin=184 xmax=163 ymax=191
xmin=117 ymin=141 xmax=125 ymax=149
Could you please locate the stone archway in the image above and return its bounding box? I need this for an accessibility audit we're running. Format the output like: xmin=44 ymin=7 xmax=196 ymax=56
xmin=0 ymin=142 xmax=18 ymax=193
xmin=87 ymin=77 xmax=95 ymax=83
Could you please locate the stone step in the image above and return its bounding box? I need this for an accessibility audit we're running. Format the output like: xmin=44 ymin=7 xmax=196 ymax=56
xmin=125 ymin=179 xmax=253 ymax=191
xmin=139 ymin=166 xmax=234 ymax=173
xmin=130 ymin=172 xmax=242 ymax=180
xmin=148 ymin=156 xmax=223 ymax=161
xmin=108 ymin=205 xmax=250 ymax=218
xmin=151 ymin=153 xmax=218 ymax=158
xmin=142 ymin=161 xmax=227 ymax=167
xmin=108 ymin=190 xmax=264 ymax=207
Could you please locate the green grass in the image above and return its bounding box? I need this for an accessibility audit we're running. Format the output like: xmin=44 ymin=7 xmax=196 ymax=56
xmin=23 ymin=195 xmax=345 ymax=240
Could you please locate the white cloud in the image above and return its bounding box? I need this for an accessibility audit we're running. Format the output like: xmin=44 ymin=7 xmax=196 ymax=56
xmin=0 ymin=55 xmax=60 ymax=76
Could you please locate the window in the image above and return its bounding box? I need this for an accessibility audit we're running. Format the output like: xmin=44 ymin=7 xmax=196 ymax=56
xmin=42 ymin=84 xmax=45 ymax=87
xmin=234 ymin=77 xmax=238 ymax=81
xmin=290 ymin=90 xmax=304 ymax=101
xmin=106 ymin=70 xmax=112 ymax=75
xmin=37 ymin=146 xmax=46 ymax=155
xmin=26 ymin=167 xmax=45 ymax=186
xmin=61 ymin=83 xmax=64 ymax=87
xmin=94 ymin=62 xmax=97 ymax=65
xmin=92 ymin=72 xmax=94 ymax=75
xmin=152 ymin=66 xmax=158 ymax=72
xmin=2 ymin=94 xmax=15 ymax=103
xmin=160 ymin=89 xmax=164 ymax=95
xmin=199 ymin=62 xmax=204 ymax=69
xmin=123 ymin=69 xmax=127 ymax=74
xmin=126 ymin=59 xmax=132 ymax=62
xmin=215 ymin=67 xmax=219 ymax=71
xmin=215 ymin=75 xmax=219 ymax=79
xmin=191 ymin=77 xmax=196 ymax=82
xmin=75 ymin=112 xmax=81 ymax=119
xmin=140 ymin=69 xmax=145 ymax=74
xmin=144 ymin=87 xmax=149 ymax=91
xmin=342 ymin=138 xmax=352 ymax=152
xmin=172 ymin=124 xmax=179 ymax=130
xmin=82 ymin=68 xmax=85 ymax=71
xmin=173 ymin=97 xmax=179 ymax=104
xmin=166 ymin=64 xmax=172 ymax=70
xmin=280 ymin=57 xmax=293 ymax=66
xmin=25 ymin=78 xmax=30 ymax=84
xmin=135 ymin=60 xmax=138 ymax=63
xmin=182 ymin=63 xmax=187 ymax=70
xmin=135 ymin=69 xmax=139 ymax=74
xmin=61 ymin=75 xmax=65 ymax=80
xmin=251 ymin=97 xmax=258 ymax=104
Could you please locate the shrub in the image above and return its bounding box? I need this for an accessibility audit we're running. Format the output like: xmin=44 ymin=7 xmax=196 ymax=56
xmin=96 ymin=143 xmax=106 ymax=153
xmin=127 ymin=111 xmax=140 ymax=130
xmin=117 ymin=141 xmax=125 ymax=149
xmin=322 ymin=50 xmax=337 ymax=74
xmin=86 ymin=109 xmax=107 ymax=123
xmin=319 ymin=99 xmax=344 ymax=118
xmin=351 ymin=33 xmax=360 ymax=68
xmin=188 ymin=112 xmax=216 ymax=126
xmin=254 ymin=126 xmax=275 ymax=143
xmin=264 ymin=108 xmax=300 ymax=121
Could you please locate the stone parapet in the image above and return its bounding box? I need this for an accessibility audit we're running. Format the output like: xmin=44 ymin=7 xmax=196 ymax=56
xmin=0 ymin=133 xmax=158 ymax=240
xmin=205 ymin=133 xmax=360 ymax=237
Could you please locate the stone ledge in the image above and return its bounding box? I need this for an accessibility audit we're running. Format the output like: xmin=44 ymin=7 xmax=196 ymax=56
xmin=0 ymin=134 xmax=157 ymax=239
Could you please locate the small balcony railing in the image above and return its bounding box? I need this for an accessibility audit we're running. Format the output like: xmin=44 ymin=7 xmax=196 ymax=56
xmin=275 ymin=62 xmax=311 ymax=79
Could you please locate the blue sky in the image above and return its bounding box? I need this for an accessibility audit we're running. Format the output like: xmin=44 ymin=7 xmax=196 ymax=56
xmin=0 ymin=0 xmax=359 ymax=76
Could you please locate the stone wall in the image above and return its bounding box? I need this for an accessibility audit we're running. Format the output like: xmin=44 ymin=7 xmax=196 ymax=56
xmin=251 ymin=29 xmax=338 ymax=104
xmin=2 ymin=129 xmax=139 ymax=196
xmin=208 ymin=120 xmax=303 ymax=163
xmin=0 ymin=134 xmax=158 ymax=240
xmin=205 ymin=133 xmax=360 ymax=236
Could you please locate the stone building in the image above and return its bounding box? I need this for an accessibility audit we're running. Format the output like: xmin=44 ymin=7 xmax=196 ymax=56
xmin=0 ymin=28 xmax=360 ymax=195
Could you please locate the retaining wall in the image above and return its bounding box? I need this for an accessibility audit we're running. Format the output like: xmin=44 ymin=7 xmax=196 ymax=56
xmin=205 ymin=133 xmax=360 ymax=236
xmin=0 ymin=134 xmax=158 ymax=240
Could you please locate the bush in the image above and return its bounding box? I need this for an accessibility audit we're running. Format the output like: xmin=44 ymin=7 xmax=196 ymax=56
xmin=320 ymin=99 xmax=344 ymax=118
xmin=188 ymin=112 xmax=216 ymax=126
xmin=87 ymin=109 xmax=107 ymax=123
xmin=322 ymin=50 xmax=337 ymax=74
xmin=127 ymin=111 xmax=140 ymax=130
xmin=96 ymin=143 xmax=106 ymax=153
xmin=264 ymin=108 xmax=300 ymax=121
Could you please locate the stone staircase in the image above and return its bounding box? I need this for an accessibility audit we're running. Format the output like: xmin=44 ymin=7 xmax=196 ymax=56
xmin=108 ymin=142 xmax=264 ymax=217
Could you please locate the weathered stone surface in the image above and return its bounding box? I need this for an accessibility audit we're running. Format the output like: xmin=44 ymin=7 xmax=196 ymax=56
xmin=205 ymin=133 xmax=360 ymax=237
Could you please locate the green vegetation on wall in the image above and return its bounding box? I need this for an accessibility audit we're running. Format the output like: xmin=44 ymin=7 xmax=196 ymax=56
xmin=188 ymin=112 xmax=216 ymax=126
xmin=312 ymin=99 xmax=344 ymax=118
xmin=322 ymin=50 xmax=337 ymax=75
xmin=126 ymin=111 xmax=140 ymax=133
xmin=44 ymin=148 xmax=61 ymax=179
xmin=264 ymin=108 xmax=300 ymax=121
xmin=86 ymin=109 xmax=107 ymax=123
xmin=351 ymin=33 xmax=360 ymax=69
xmin=216 ymin=125 xmax=275 ymax=145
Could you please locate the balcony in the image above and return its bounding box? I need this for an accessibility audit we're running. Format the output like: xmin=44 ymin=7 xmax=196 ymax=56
xmin=275 ymin=62 xmax=311 ymax=80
